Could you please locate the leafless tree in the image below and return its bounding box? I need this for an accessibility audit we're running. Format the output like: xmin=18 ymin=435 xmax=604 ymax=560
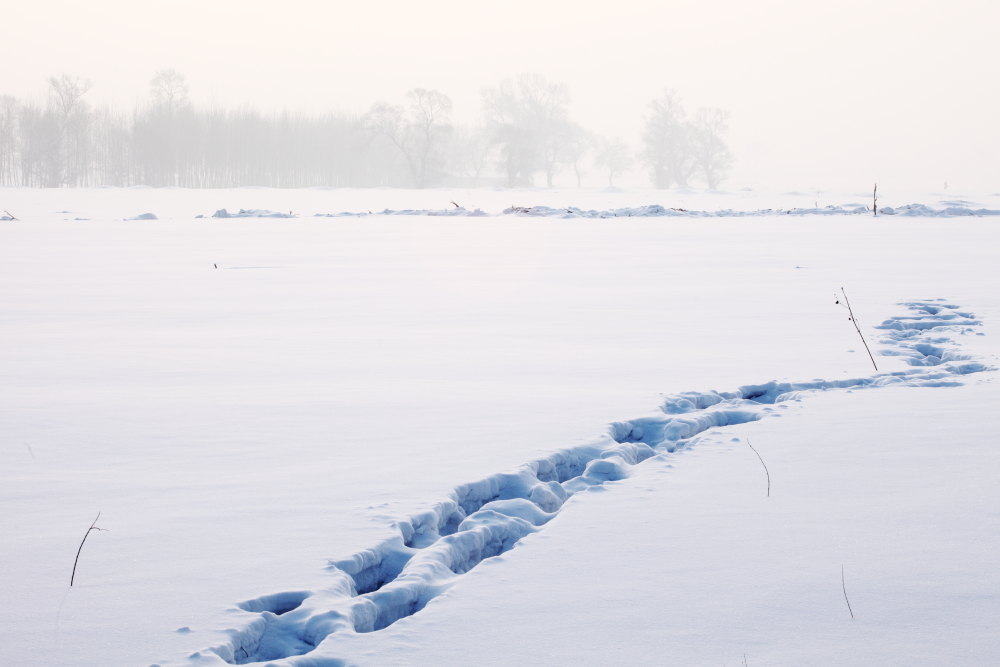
xmin=641 ymin=90 xmax=732 ymax=190
xmin=0 ymin=95 xmax=19 ymax=186
xmin=19 ymin=102 xmax=61 ymax=186
xmin=448 ymin=124 xmax=493 ymax=187
xmin=364 ymin=88 xmax=453 ymax=188
xmin=595 ymin=137 xmax=631 ymax=187
xmin=557 ymin=123 xmax=590 ymax=188
xmin=48 ymin=74 xmax=91 ymax=120
xmin=149 ymin=69 xmax=190 ymax=113
xmin=690 ymin=107 xmax=733 ymax=189
xmin=642 ymin=90 xmax=695 ymax=189
xmin=47 ymin=74 xmax=92 ymax=185
xmin=483 ymin=74 xmax=575 ymax=187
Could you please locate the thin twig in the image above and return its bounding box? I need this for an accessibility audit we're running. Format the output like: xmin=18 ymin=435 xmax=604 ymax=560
xmin=3 ymin=209 xmax=17 ymax=221
xmin=841 ymin=564 xmax=855 ymax=619
xmin=24 ymin=443 xmax=35 ymax=459
xmin=70 ymin=512 xmax=107 ymax=586
xmin=747 ymin=438 xmax=770 ymax=498
xmin=838 ymin=288 xmax=878 ymax=371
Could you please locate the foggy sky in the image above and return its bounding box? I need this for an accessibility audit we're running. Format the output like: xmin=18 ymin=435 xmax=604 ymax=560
xmin=4 ymin=0 xmax=998 ymax=191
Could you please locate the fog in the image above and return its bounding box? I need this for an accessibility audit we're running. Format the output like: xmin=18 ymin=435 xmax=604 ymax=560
xmin=2 ymin=0 xmax=998 ymax=190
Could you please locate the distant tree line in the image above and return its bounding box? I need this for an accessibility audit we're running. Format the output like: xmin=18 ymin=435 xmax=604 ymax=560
xmin=0 ymin=71 xmax=733 ymax=189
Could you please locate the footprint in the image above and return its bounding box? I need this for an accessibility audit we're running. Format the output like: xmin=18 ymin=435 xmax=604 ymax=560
xmin=203 ymin=300 xmax=991 ymax=665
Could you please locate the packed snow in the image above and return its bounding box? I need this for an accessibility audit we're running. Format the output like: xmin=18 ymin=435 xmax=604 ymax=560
xmin=1 ymin=186 xmax=998 ymax=667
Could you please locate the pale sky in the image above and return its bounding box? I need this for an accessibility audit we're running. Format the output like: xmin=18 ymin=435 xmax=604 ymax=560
xmin=3 ymin=0 xmax=998 ymax=190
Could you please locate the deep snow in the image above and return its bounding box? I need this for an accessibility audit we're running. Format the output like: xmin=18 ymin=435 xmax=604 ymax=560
xmin=195 ymin=302 xmax=993 ymax=665
xmin=1 ymin=187 xmax=998 ymax=667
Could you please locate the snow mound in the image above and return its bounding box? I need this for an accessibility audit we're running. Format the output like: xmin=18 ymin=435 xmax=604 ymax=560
xmin=315 ymin=207 xmax=488 ymax=218
xmin=501 ymin=203 xmax=1000 ymax=218
xmin=127 ymin=212 xmax=158 ymax=220
xmin=211 ymin=209 xmax=296 ymax=219
xmin=881 ymin=203 xmax=1000 ymax=216
xmin=197 ymin=299 xmax=992 ymax=666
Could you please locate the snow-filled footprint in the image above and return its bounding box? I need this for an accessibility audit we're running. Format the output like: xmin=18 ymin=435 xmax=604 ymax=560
xmin=194 ymin=300 xmax=990 ymax=666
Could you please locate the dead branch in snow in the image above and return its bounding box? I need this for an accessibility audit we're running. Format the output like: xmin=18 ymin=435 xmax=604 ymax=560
xmin=841 ymin=564 xmax=855 ymax=619
xmin=70 ymin=512 xmax=108 ymax=586
xmin=837 ymin=288 xmax=878 ymax=371
xmin=747 ymin=439 xmax=771 ymax=498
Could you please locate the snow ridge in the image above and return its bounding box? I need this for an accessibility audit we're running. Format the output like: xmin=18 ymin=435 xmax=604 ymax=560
xmin=303 ymin=203 xmax=1000 ymax=219
xmin=191 ymin=301 xmax=989 ymax=666
xmin=314 ymin=207 xmax=488 ymax=218
xmin=210 ymin=209 xmax=297 ymax=219
xmin=501 ymin=204 xmax=1000 ymax=218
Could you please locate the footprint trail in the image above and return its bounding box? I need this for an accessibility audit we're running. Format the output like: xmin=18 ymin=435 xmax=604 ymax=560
xmin=191 ymin=300 xmax=989 ymax=666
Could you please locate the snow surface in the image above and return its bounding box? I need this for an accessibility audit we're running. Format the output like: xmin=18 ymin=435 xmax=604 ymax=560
xmin=1 ymin=186 xmax=998 ymax=667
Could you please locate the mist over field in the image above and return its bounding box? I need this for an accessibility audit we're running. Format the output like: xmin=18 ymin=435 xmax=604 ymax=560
xmin=2 ymin=0 xmax=997 ymax=191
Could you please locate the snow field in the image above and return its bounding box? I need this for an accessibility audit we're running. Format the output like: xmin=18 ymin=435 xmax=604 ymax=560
xmin=0 ymin=187 xmax=998 ymax=666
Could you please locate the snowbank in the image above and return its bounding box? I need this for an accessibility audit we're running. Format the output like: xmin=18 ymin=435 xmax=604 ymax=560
xmin=210 ymin=208 xmax=297 ymax=218
xmin=315 ymin=207 xmax=489 ymax=218
xmin=503 ymin=203 xmax=1000 ymax=218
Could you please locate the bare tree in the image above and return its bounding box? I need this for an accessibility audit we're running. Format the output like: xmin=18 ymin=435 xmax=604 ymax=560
xmin=689 ymin=107 xmax=732 ymax=189
xmin=448 ymin=124 xmax=493 ymax=187
xmin=90 ymin=105 xmax=134 ymax=186
xmin=559 ymin=123 xmax=590 ymax=188
xmin=406 ymin=88 xmax=453 ymax=188
xmin=47 ymin=74 xmax=91 ymax=120
xmin=482 ymin=79 xmax=536 ymax=187
xmin=594 ymin=137 xmax=631 ymax=187
xmin=641 ymin=90 xmax=696 ymax=189
xmin=18 ymin=102 xmax=61 ymax=186
xmin=0 ymin=95 xmax=19 ymax=186
xmin=149 ymin=69 xmax=190 ymax=113
xmin=135 ymin=70 xmax=193 ymax=185
xmin=363 ymin=88 xmax=453 ymax=188
xmin=47 ymin=74 xmax=92 ymax=185
xmin=482 ymin=74 xmax=574 ymax=187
